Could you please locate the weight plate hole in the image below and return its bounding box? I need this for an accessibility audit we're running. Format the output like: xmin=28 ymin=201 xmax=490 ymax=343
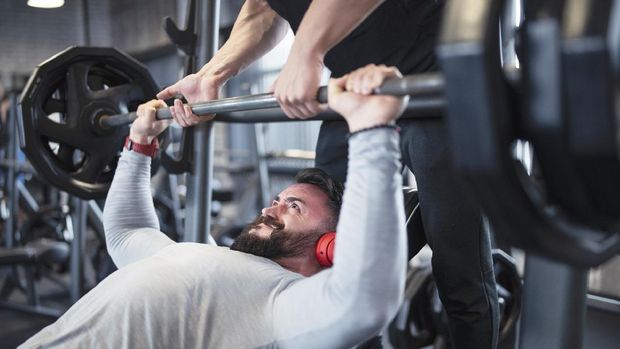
xmin=87 ymin=64 xmax=130 ymax=92
xmin=72 ymin=149 xmax=86 ymax=168
xmin=47 ymin=141 xmax=60 ymax=154
xmin=47 ymin=112 xmax=64 ymax=125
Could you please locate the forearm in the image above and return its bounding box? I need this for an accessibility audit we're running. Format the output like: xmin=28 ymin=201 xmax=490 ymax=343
xmin=292 ymin=0 xmax=384 ymax=61
xmin=199 ymin=0 xmax=288 ymax=84
xmin=103 ymin=150 xmax=173 ymax=267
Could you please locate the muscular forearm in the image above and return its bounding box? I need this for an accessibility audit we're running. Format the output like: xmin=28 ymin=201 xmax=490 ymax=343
xmin=199 ymin=0 xmax=288 ymax=84
xmin=103 ymin=150 xmax=173 ymax=268
xmin=292 ymin=0 xmax=384 ymax=61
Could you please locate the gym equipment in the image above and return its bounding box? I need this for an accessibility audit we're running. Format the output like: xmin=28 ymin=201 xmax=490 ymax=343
xmin=493 ymin=250 xmax=522 ymax=341
xmin=388 ymin=249 xmax=522 ymax=348
xmin=160 ymin=0 xmax=198 ymax=174
xmin=437 ymin=0 xmax=620 ymax=268
xmin=521 ymin=0 xmax=620 ymax=231
xmin=18 ymin=206 xmax=70 ymax=243
xmin=182 ymin=0 xmax=219 ymax=245
xmin=19 ymin=46 xmax=444 ymax=200
xmin=19 ymin=47 xmax=443 ymax=200
xmin=0 ymin=238 xmax=69 ymax=318
xmin=19 ymin=46 xmax=170 ymax=200
xmin=437 ymin=0 xmax=619 ymax=347
xmin=521 ymin=0 xmax=598 ymax=227
xmin=388 ymin=259 xmax=435 ymax=348
xmin=96 ymin=72 xmax=445 ymax=128
xmin=562 ymin=0 xmax=620 ymax=228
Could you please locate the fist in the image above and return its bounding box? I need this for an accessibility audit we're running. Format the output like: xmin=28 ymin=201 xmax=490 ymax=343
xmin=129 ymin=100 xmax=172 ymax=144
xmin=328 ymin=64 xmax=408 ymax=132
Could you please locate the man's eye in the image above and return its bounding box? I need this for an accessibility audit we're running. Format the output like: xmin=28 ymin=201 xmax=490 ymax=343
xmin=291 ymin=203 xmax=299 ymax=210
xmin=272 ymin=200 xmax=278 ymax=206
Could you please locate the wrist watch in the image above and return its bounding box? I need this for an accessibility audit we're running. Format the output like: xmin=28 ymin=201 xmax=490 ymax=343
xmin=124 ymin=136 xmax=159 ymax=158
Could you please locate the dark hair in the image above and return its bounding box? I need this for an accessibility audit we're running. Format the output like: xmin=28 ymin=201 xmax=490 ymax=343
xmin=295 ymin=168 xmax=343 ymax=222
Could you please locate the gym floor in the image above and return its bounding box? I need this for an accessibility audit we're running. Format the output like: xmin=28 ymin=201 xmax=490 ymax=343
xmin=0 ymin=310 xmax=53 ymax=349
xmin=0 ymin=267 xmax=72 ymax=349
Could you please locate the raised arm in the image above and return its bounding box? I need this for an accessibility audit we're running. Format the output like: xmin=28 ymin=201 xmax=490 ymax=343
xmin=272 ymin=65 xmax=409 ymax=348
xmin=204 ymin=0 xmax=288 ymax=85
xmin=158 ymin=0 xmax=288 ymax=123
xmin=103 ymin=101 xmax=177 ymax=268
xmin=273 ymin=0 xmax=385 ymax=119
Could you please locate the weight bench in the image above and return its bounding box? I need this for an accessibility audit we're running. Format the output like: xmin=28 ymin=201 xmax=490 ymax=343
xmin=0 ymin=238 xmax=69 ymax=318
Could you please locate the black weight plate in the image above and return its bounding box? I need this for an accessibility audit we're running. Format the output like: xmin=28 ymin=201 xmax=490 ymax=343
xmin=387 ymin=263 xmax=436 ymax=348
xmin=562 ymin=0 xmax=620 ymax=229
xmin=19 ymin=47 xmax=169 ymax=200
xmin=438 ymin=0 xmax=620 ymax=267
xmin=522 ymin=5 xmax=600 ymax=226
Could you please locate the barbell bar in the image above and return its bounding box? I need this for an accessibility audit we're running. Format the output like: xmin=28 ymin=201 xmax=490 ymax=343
xmin=97 ymin=72 xmax=445 ymax=130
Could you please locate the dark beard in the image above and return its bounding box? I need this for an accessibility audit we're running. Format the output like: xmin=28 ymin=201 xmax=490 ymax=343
xmin=230 ymin=215 xmax=324 ymax=260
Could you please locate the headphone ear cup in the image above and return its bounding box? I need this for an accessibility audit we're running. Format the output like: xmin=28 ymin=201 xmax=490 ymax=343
xmin=315 ymin=232 xmax=336 ymax=267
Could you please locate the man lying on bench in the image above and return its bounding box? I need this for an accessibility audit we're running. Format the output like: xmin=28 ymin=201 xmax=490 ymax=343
xmin=20 ymin=64 xmax=409 ymax=349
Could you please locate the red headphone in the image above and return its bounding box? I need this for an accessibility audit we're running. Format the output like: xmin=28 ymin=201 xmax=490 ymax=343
xmin=315 ymin=232 xmax=336 ymax=267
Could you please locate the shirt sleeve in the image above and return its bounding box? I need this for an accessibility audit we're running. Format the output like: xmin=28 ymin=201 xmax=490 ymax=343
xmin=102 ymin=149 xmax=174 ymax=268
xmin=272 ymin=128 xmax=407 ymax=348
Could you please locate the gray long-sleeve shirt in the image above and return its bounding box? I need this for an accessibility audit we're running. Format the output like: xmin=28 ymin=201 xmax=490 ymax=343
xmin=20 ymin=128 xmax=406 ymax=349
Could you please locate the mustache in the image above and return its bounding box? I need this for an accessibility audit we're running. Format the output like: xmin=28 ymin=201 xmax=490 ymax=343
xmin=250 ymin=215 xmax=285 ymax=231
xmin=231 ymin=221 xmax=324 ymax=260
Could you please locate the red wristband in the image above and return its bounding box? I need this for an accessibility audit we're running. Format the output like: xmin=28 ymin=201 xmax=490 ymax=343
xmin=124 ymin=136 xmax=159 ymax=158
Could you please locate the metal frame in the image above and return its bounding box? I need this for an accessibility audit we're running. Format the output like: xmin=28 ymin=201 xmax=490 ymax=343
xmin=4 ymin=79 xmax=19 ymax=252
xmin=519 ymin=255 xmax=588 ymax=349
xmin=183 ymin=0 xmax=220 ymax=244
xmin=0 ymin=78 xmax=64 ymax=318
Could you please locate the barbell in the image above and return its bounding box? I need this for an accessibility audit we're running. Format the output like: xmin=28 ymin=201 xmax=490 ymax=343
xmin=97 ymin=71 xmax=445 ymax=129
xmin=19 ymin=46 xmax=444 ymax=201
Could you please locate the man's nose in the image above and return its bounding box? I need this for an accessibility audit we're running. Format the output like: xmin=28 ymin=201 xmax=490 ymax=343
xmin=261 ymin=204 xmax=281 ymax=218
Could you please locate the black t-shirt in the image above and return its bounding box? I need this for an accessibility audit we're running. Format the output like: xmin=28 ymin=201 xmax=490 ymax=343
xmin=266 ymin=0 xmax=444 ymax=76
